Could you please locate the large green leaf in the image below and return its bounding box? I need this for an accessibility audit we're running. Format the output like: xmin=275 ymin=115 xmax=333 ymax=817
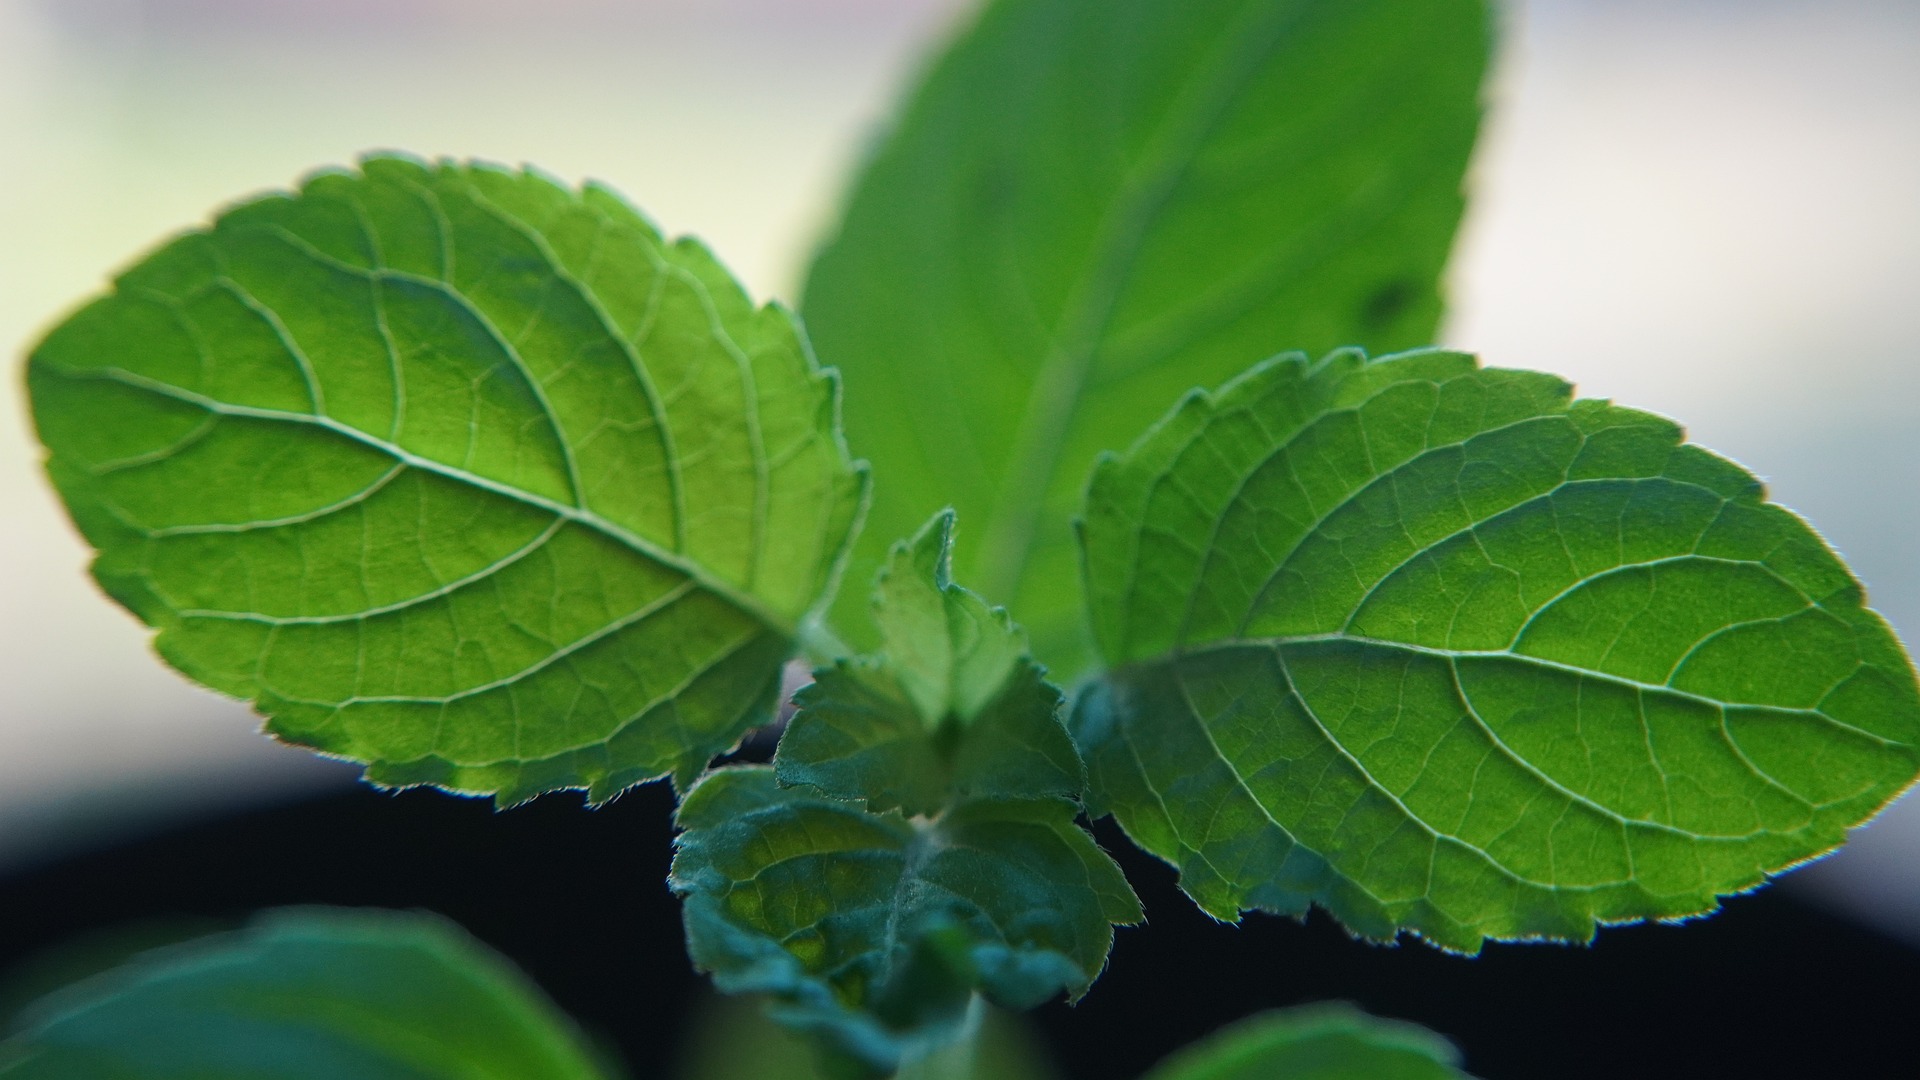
xmin=776 ymin=511 xmax=1083 ymax=816
xmin=670 ymin=767 xmax=1140 ymax=1077
xmin=1071 ymin=349 xmax=1920 ymax=951
xmin=27 ymin=156 xmax=867 ymax=803
xmin=0 ymin=909 xmax=616 ymax=1080
xmin=1142 ymin=1004 xmax=1472 ymax=1080
xmin=802 ymin=0 xmax=1492 ymax=673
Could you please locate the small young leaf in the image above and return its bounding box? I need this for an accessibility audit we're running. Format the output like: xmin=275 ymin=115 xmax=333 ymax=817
xmin=27 ymin=157 xmax=867 ymax=804
xmin=670 ymin=767 xmax=1140 ymax=1077
xmin=776 ymin=512 xmax=1082 ymax=815
xmin=803 ymin=0 xmax=1493 ymax=674
xmin=1073 ymin=349 xmax=1920 ymax=951
xmin=0 ymin=908 xmax=617 ymax=1079
xmin=1142 ymin=1004 xmax=1472 ymax=1080
xmin=872 ymin=511 xmax=1028 ymax=727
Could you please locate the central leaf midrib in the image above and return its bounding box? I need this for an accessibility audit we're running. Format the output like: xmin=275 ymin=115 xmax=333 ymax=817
xmin=1172 ymin=633 xmax=1886 ymax=743
xmin=1113 ymin=364 xmax=1512 ymax=657
xmin=53 ymin=364 xmax=798 ymax=640
xmin=233 ymin=220 xmax=592 ymax=514
xmin=241 ymin=207 xmax=682 ymax=553
xmin=1089 ymin=41 xmax=1477 ymax=392
xmin=973 ymin=0 xmax=1310 ymax=601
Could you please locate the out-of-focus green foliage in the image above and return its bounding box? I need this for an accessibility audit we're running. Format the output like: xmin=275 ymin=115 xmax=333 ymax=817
xmin=804 ymin=0 xmax=1493 ymax=674
xmin=674 ymin=995 xmax=1056 ymax=1080
xmin=0 ymin=909 xmax=618 ymax=1080
xmin=1142 ymin=1004 xmax=1473 ymax=1080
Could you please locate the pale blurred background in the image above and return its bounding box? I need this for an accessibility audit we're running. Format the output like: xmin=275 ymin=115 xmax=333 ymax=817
xmin=2 ymin=0 xmax=1916 ymax=941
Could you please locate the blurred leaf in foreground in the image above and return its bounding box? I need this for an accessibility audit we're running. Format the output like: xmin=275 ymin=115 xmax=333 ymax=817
xmin=0 ymin=908 xmax=618 ymax=1080
xmin=1143 ymin=1004 xmax=1473 ymax=1080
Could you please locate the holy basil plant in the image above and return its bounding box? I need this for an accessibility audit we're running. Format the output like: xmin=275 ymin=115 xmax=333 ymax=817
xmin=11 ymin=0 xmax=1920 ymax=1075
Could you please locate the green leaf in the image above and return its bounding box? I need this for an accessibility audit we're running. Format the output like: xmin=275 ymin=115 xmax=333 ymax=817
xmin=670 ymin=767 xmax=1140 ymax=1077
xmin=1142 ymin=1004 xmax=1472 ymax=1080
xmin=1072 ymin=348 xmax=1920 ymax=951
xmin=776 ymin=511 xmax=1083 ymax=815
xmin=27 ymin=156 xmax=868 ymax=803
xmin=0 ymin=908 xmax=617 ymax=1080
xmin=871 ymin=511 xmax=1030 ymax=727
xmin=802 ymin=0 xmax=1493 ymax=674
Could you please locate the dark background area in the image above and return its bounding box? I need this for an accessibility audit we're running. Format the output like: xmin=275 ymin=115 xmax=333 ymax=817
xmin=1 ymin=776 xmax=1913 ymax=1079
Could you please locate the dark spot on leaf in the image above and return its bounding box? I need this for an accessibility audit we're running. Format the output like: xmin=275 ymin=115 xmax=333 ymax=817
xmin=1360 ymin=278 xmax=1418 ymax=332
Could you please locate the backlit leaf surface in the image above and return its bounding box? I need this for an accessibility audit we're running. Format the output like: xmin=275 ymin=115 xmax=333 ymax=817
xmin=1072 ymin=349 xmax=1920 ymax=950
xmin=28 ymin=157 xmax=867 ymax=802
xmin=0 ymin=909 xmax=615 ymax=1080
xmin=1143 ymin=1004 xmax=1471 ymax=1080
xmin=803 ymin=0 xmax=1492 ymax=673
xmin=776 ymin=511 xmax=1082 ymax=815
xmin=671 ymin=767 xmax=1140 ymax=1075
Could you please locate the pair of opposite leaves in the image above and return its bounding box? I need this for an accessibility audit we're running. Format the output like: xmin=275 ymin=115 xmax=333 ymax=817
xmin=23 ymin=0 xmax=1540 ymax=1062
xmin=29 ymin=159 xmax=1920 ymax=957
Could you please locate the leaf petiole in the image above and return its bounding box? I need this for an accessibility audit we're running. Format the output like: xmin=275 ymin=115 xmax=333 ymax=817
xmin=893 ymin=995 xmax=985 ymax=1080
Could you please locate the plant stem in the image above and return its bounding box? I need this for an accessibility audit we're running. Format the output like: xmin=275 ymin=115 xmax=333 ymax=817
xmin=797 ymin=615 xmax=854 ymax=667
xmin=894 ymin=995 xmax=984 ymax=1080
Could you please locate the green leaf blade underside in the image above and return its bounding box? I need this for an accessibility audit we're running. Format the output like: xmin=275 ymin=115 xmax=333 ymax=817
xmin=670 ymin=767 xmax=1140 ymax=1076
xmin=0 ymin=909 xmax=616 ymax=1080
xmin=27 ymin=156 xmax=867 ymax=803
xmin=1072 ymin=348 xmax=1920 ymax=951
xmin=803 ymin=0 xmax=1493 ymax=675
xmin=1142 ymin=1004 xmax=1472 ymax=1080
xmin=777 ymin=511 xmax=1083 ymax=815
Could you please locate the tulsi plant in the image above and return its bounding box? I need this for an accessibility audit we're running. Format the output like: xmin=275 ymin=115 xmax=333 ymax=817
xmin=8 ymin=0 xmax=1917 ymax=1076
